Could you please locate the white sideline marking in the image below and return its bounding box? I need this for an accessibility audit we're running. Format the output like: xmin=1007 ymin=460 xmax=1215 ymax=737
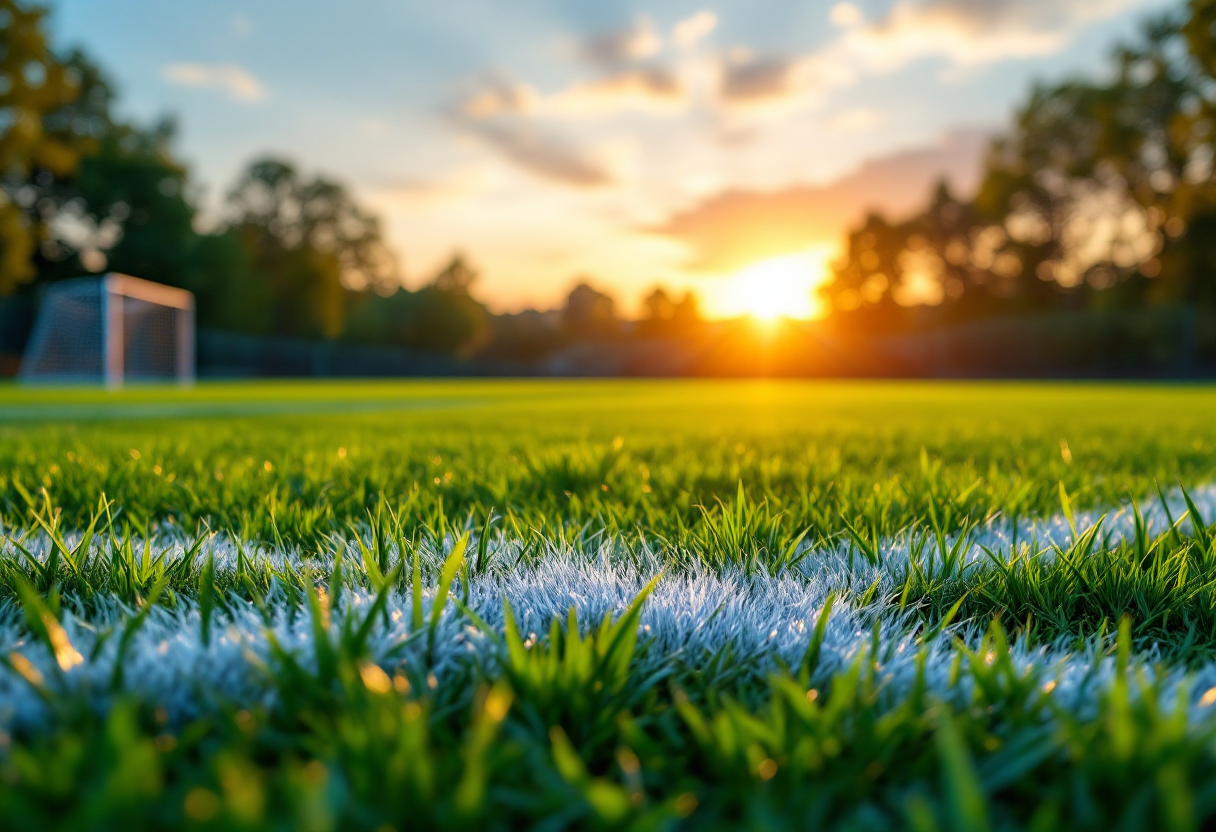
xmin=2 ymin=486 xmax=1216 ymax=729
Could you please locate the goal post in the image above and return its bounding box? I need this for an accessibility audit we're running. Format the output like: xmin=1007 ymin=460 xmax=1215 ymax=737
xmin=20 ymin=273 xmax=195 ymax=386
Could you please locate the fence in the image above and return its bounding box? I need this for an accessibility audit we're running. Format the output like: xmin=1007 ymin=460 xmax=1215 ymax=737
xmin=196 ymin=330 xmax=493 ymax=377
xmin=3 ymin=307 xmax=1211 ymax=380
xmin=862 ymin=307 xmax=1204 ymax=378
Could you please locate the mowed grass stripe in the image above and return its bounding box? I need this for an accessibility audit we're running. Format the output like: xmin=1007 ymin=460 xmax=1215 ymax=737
xmin=4 ymin=381 xmax=1216 ymax=548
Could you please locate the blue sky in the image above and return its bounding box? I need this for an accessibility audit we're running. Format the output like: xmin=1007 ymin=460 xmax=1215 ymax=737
xmin=49 ymin=0 xmax=1169 ymax=316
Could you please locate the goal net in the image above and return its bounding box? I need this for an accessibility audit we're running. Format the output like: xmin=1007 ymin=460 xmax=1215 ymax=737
xmin=20 ymin=274 xmax=195 ymax=385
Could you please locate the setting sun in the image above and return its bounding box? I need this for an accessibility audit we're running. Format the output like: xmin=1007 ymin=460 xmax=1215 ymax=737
xmin=718 ymin=247 xmax=835 ymax=321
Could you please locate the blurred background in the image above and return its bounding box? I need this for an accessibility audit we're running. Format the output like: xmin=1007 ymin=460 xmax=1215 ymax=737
xmin=1 ymin=0 xmax=1214 ymax=378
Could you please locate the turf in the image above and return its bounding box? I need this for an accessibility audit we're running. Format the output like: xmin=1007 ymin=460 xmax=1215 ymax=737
xmin=4 ymin=380 xmax=1216 ymax=831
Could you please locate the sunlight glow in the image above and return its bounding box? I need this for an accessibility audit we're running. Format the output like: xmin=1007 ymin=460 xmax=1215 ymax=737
xmin=719 ymin=247 xmax=835 ymax=321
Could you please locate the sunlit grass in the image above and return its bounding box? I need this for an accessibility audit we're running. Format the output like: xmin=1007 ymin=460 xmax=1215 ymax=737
xmin=4 ymin=380 xmax=1216 ymax=830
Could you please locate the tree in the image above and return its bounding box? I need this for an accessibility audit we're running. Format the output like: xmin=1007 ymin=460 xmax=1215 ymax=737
xmin=638 ymin=285 xmax=700 ymax=336
xmin=187 ymin=230 xmax=266 ymax=334
xmin=971 ymin=7 xmax=1216 ymax=308
xmin=226 ymin=158 xmax=399 ymax=338
xmin=824 ymin=2 xmax=1216 ymax=321
xmin=4 ymin=45 xmax=213 ymax=300
xmin=479 ymin=308 xmax=563 ymax=362
xmin=432 ymin=252 xmax=478 ymax=294
xmin=0 ymin=0 xmax=82 ymax=293
xmin=401 ymin=255 xmax=488 ymax=355
xmin=642 ymin=287 xmax=675 ymax=322
xmin=68 ymin=120 xmax=196 ymax=286
xmin=671 ymin=291 xmax=699 ymax=327
xmin=343 ymin=254 xmax=488 ymax=356
xmin=562 ymin=280 xmax=619 ymax=338
xmin=819 ymin=212 xmax=907 ymax=318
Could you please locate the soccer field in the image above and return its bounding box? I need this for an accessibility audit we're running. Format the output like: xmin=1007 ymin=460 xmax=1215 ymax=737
xmin=4 ymin=380 xmax=1216 ymax=830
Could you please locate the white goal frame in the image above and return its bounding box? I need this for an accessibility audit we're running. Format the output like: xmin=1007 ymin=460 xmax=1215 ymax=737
xmin=101 ymin=274 xmax=195 ymax=386
xmin=21 ymin=273 xmax=195 ymax=386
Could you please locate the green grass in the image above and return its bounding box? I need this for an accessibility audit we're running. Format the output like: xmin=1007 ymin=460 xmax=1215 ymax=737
xmin=4 ymin=380 xmax=1216 ymax=545
xmin=4 ymin=380 xmax=1216 ymax=831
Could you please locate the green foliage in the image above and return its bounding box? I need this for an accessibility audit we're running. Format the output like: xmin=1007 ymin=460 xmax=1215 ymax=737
xmin=21 ymin=45 xmax=200 ymax=289
xmin=0 ymin=0 xmax=83 ymax=292
xmin=225 ymin=158 xmax=398 ymax=339
xmin=344 ymin=278 xmax=490 ymax=357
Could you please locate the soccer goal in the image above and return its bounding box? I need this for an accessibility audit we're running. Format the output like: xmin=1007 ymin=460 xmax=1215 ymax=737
xmin=20 ymin=274 xmax=195 ymax=386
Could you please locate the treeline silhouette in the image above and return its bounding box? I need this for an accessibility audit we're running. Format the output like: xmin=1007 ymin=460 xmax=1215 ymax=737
xmin=817 ymin=0 xmax=1216 ymax=374
xmin=1 ymin=0 xmax=1214 ymax=377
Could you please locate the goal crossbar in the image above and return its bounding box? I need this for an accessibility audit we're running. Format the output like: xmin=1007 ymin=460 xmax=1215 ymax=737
xmin=102 ymin=274 xmax=195 ymax=387
xmin=104 ymin=273 xmax=193 ymax=310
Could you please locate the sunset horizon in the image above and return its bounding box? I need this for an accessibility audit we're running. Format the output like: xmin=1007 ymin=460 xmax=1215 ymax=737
xmin=44 ymin=0 xmax=1166 ymax=318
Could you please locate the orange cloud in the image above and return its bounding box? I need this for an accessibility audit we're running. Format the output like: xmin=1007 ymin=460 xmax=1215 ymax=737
xmin=560 ymin=67 xmax=685 ymax=112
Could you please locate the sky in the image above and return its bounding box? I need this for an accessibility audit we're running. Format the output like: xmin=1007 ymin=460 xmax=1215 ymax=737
xmin=49 ymin=0 xmax=1169 ymax=318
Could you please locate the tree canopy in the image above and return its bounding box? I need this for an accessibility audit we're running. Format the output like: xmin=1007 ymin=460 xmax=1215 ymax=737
xmin=0 ymin=0 xmax=82 ymax=292
xmin=820 ymin=0 xmax=1216 ymax=325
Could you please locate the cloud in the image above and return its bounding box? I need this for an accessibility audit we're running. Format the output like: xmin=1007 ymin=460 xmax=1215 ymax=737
xmin=371 ymin=169 xmax=487 ymax=209
xmin=672 ymin=11 xmax=718 ymax=49
xmin=452 ymin=14 xmax=697 ymax=185
xmin=558 ymin=66 xmax=686 ymax=112
xmin=162 ymin=63 xmax=264 ymax=102
xmin=822 ymin=107 xmax=884 ymax=132
xmin=707 ymin=0 xmax=1148 ymax=113
xmin=829 ymin=2 xmax=866 ymax=27
xmin=462 ymin=120 xmax=615 ymax=187
xmin=713 ymin=49 xmax=855 ymax=111
xmin=718 ymin=53 xmax=801 ymax=104
xmin=456 ymin=14 xmax=708 ymax=131
xmin=649 ymin=129 xmax=991 ymax=273
xmin=836 ymin=0 xmax=1147 ymax=69
xmin=461 ymin=65 xmax=688 ymax=119
xmin=581 ymin=16 xmax=662 ymax=65
xmin=461 ymin=74 xmax=539 ymax=118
